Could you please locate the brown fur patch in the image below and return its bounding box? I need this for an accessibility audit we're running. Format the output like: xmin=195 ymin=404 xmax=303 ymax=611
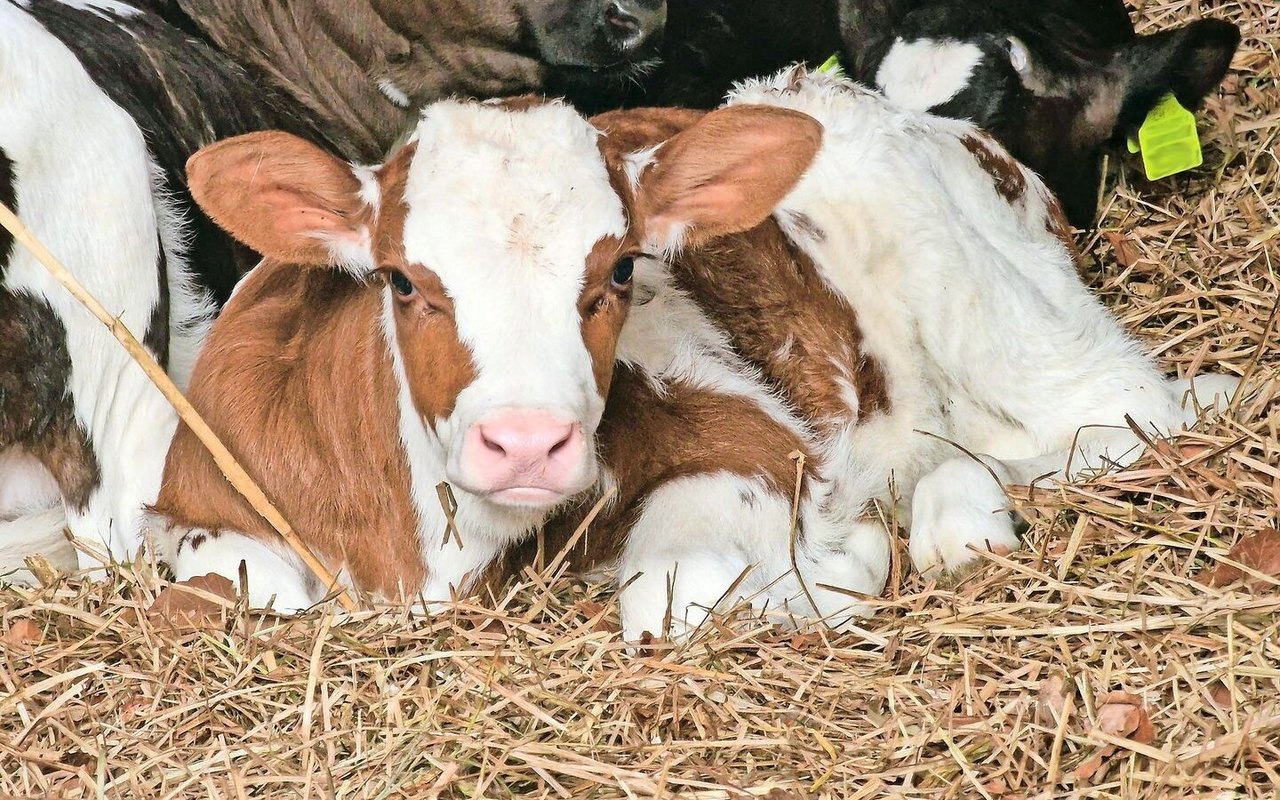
xmin=579 ymin=235 xmax=637 ymax=397
xmin=961 ymin=133 xmax=1028 ymax=206
xmin=154 ymin=262 xmax=427 ymax=600
xmin=595 ymin=107 xmax=890 ymax=431
xmin=478 ymin=363 xmax=813 ymax=590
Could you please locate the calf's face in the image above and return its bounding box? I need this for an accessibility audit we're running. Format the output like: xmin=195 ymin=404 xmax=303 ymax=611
xmin=843 ymin=0 xmax=1240 ymax=226
xmin=186 ymin=100 xmax=820 ymax=511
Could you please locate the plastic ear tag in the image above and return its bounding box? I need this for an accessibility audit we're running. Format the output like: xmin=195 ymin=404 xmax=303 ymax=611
xmin=817 ymin=54 xmax=845 ymax=77
xmin=1125 ymin=94 xmax=1202 ymax=181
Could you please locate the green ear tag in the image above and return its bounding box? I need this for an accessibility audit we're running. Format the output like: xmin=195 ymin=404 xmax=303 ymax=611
xmin=816 ymin=54 xmax=845 ymax=77
xmin=1125 ymin=94 xmax=1203 ymax=181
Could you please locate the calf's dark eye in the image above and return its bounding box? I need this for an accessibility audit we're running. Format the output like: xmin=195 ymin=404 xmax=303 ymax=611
xmin=612 ymin=257 xmax=635 ymax=288
xmin=389 ymin=270 xmax=415 ymax=297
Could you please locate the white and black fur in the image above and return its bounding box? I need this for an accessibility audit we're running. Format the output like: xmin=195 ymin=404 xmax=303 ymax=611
xmin=0 ymin=0 xmax=328 ymax=576
xmin=559 ymin=0 xmax=1240 ymax=227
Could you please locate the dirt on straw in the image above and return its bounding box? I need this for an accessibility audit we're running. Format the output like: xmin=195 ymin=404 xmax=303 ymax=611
xmin=3 ymin=0 xmax=1279 ymax=796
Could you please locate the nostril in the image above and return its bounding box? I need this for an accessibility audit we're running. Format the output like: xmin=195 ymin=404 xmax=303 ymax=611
xmin=605 ymin=1 xmax=641 ymax=36
xmin=547 ymin=426 xmax=575 ymax=458
xmin=479 ymin=428 xmax=507 ymax=457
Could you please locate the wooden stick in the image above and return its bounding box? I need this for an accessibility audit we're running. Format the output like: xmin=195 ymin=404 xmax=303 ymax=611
xmin=0 ymin=200 xmax=359 ymax=612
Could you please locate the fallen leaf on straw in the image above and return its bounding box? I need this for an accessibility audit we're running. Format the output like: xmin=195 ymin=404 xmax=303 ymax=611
xmin=146 ymin=573 xmax=237 ymax=631
xmin=1075 ymin=692 xmax=1155 ymax=780
xmin=1206 ymin=529 xmax=1280 ymax=588
xmin=3 ymin=619 xmax=43 ymax=650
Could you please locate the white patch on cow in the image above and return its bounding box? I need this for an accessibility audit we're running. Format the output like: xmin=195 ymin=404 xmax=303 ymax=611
xmin=162 ymin=524 xmax=318 ymax=612
xmin=622 ymin=144 xmax=660 ymax=191
xmin=378 ymin=292 xmax=546 ymax=604
xmin=398 ymin=100 xmax=626 ymax=495
xmin=353 ymin=164 xmax=382 ymax=214
xmin=0 ymin=509 xmax=77 ymax=584
xmin=616 ymin=472 xmax=886 ymax=642
xmin=51 ymin=0 xmax=140 ymax=20
xmin=0 ymin=4 xmax=188 ymax=569
xmin=875 ymin=37 xmax=984 ymax=110
xmin=0 ymin=449 xmax=61 ymax=518
xmin=378 ymin=79 xmax=411 ymax=109
xmin=729 ymin=67 xmax=1196 ymax=574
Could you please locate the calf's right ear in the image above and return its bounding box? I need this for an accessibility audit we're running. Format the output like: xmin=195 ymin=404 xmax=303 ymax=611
xmin=632 ymin=105 xmax=823 ymax=254
xmin=186 ymin=131 xmax=372 ymax=269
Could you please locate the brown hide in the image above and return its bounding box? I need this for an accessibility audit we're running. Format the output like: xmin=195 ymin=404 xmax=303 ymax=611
xmin=173 ymin=0 xmax=544 ymax=161
xmin=593 ymin=107 xmax=890 ymax=433
xmin=153 ymin=263 xmax=428 ymax=599
xmin=480 ymin=363 xmax=814 ymax=592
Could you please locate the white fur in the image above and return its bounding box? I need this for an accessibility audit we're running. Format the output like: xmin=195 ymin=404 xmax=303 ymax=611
xmin=377 ymin=79 xmax=411 ymax=109
xmin=729 ymin=67 xmax=1225 ymax=574
xmin=0 ymin=508 xmax=77 ymax=584
xmin=164 ymin=524 xmax=316 ymax=611
xmin=0 ymin=4 xmax=214 ymax=571
xmin=47 ymin=0 xmax=140 ymax=19
xmin=399 ymin=100 xmax=626 ymax=502
xmin=617 ymin=472 xmax=887 ymax=642
xmin=875 ymin=38 xmax=984 ymax=110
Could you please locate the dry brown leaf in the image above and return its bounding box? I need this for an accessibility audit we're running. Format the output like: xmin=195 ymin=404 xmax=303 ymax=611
xmin=4 ymin=619 xmax=43 ymax=650
xmin=146 ymin=574 xmax=237 ymax=631
xmin=1102 ymin=230 xmax=1142 ymax=269
xmin=1037 ymin=675 xmax=1072 ymax=726
xmin=1075 ymin=692 xmax=1155 ymax=780
xmin=1208 ymin=681 xmax=1235 ymax=710
xmin=1094 ymin=692 xmax=1154 ymax=742
xmin=1207 ymin=529 xmax=1280 ymax=588
xmin=983 ymin=778 xmax=1010 ymax=796
xmin=788 ymin=631 xmax=824 ymax=652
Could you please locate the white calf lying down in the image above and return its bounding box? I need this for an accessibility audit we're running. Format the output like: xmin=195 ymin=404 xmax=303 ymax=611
xmin=150 ymin=71 xmax=1235 ymax=641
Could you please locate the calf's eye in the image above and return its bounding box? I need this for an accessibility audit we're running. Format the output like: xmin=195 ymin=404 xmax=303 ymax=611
xmin=612 ymin=256 xmax=635 ymax=288
xmin=389 ymin=270 xmax=416 ymax=298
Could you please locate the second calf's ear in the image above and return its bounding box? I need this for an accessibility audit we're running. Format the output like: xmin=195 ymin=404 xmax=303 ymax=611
xmin=633 ymin=105 xmax=823 ymax=253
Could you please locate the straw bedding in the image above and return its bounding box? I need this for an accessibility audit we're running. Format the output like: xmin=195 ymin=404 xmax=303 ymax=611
xmin=2 ymin=0 xmax=1278 ymax=796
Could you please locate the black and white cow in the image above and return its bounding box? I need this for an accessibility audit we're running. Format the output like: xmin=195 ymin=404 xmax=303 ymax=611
xmin=558 ymin=0 xmax=1241 ymax=227
xmin=0 ymin=0 xmax=327 ymax=576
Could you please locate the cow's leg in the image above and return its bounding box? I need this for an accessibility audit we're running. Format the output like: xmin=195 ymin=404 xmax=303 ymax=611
xmin=909 ymin=376 xmax=1242 ymax=575
xmin=165 ymin=525 xmax=318 ymax=613
xmin=616 ymin=473 xmax=774 ymax=643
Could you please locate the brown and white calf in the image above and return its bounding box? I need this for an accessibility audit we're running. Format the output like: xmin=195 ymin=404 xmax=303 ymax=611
xmin=155 ymin=72 xmax=1237 ymax=640
xmin=151 ymin=97 xmax=860 ymax=640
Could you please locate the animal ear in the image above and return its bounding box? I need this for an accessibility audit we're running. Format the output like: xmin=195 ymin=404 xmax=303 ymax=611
xmin=186 ymin=131 xmax=372 ymax=268
xmin=632 ymin=105 xmax=822 ymax=253
xmin=1108 ymin=19 xmax=1240 ymax=135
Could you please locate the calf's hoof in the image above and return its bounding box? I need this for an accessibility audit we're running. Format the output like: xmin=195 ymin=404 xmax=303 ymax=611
xmin=909 ymin=456 xmax=1022 ymax=578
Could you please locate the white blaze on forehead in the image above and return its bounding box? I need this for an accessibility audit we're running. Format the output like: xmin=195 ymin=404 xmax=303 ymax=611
xmin=400 ymin=100 xmax=627 ymax=419
xmin=875 ymin=38 xmax=984 ymax=111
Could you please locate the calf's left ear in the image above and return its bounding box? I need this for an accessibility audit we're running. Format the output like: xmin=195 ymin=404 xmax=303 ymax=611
xmin=1110 ymin=19 xmax=1241 ymax=134
xmin=631 ymin=105 xmax=823 ymax=253
xmin=187 ymin=131 xmax=373 ymax=270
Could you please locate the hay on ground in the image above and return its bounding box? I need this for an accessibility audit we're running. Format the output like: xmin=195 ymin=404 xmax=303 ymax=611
xmin=2 ymin=0 xmax=1278 ymax=796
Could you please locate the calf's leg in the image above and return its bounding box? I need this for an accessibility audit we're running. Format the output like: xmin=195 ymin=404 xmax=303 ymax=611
xmin=909 ymin=375 xmax=1241 ymax=575
xmin=164 ymin=526 xmax=318 ymax=613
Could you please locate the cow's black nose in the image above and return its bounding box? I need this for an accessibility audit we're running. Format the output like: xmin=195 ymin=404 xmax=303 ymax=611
xmin=602 ymin=0 xmax=665 ymax=52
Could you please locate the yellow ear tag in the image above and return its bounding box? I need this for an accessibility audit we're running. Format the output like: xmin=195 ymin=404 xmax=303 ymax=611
xmin=816 ymin=54 xmax=845 ymax=77
xmin=1125 ymin=94 xmax=1203 ymax=181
